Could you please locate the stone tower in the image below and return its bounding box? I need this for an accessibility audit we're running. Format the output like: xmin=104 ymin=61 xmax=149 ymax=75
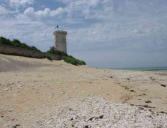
xmin=53 ymin=30 xmax=67 ymax=53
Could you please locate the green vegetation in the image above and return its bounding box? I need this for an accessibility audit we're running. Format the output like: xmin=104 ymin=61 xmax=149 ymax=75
xmin=0 ymin=37 xmax=41 ymax=52
xmin=0 ymin=37 xmax=86 ymax=66
xmin=46 ymin=47 xmax=86 ymax=65
xmin=63 ymin=56 xmax=86 ymax=65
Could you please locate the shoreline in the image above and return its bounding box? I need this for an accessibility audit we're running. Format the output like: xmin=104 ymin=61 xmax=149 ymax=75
xmin=110 ymin=67 xmax=167 ymax=71
xmin=0 ymin=54 xmax=167 ymax=127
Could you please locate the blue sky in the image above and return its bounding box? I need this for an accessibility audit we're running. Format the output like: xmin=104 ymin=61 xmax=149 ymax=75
xmin=0 ymin=0 xmax=167 ymax=68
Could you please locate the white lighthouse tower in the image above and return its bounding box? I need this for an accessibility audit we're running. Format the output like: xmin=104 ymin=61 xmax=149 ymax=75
xmin=53 ymin=30 xmax=67 ymax=53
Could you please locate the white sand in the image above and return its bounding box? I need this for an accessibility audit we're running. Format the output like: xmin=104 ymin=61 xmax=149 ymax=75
xmin=35 ymin=97 xmax=167 ymax=128
xmin=0 ymin=54 xmax=167 ymax=128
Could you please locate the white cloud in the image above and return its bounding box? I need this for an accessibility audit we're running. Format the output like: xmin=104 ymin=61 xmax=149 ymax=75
xmin=23 ymin=7 xmax=34 ymax=15
xmin=1 ymin=0 xmax=167 ymax=67
xmin=59 ymin=0 xmax=100 ymax=6
xmin=9 ymin=0 xmax=34 ymax=7
xmin=0 ymin=14 xmax=54 ymax=51
xmin=55 ymin=0 xmax=114 ymax=23
xmin=0 ymin=5 xmax=10 ymax=15
xmin=24 ymin=7 xmax=65 ymax=17
xmin=50 ymin=7 xmax=65 ymax=17
xmin=35 ymin=8 xmax=50 ymax=17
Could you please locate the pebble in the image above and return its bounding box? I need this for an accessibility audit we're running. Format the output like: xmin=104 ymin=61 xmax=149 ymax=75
xmin=34 ymin=97 xmax=167 ymax=128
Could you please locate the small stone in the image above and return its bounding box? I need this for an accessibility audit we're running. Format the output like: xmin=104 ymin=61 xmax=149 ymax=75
xmin=161 ymin=84 xmax=166 ymax=87
xmin=84 ymin=125 xmax=89 ymax=128
xmin=130 ymin=90 xmax=135 ymax=92
xmin=139 ymin=107 xmax=144 ymax=110
xmin=145 ymin=100 xmax=152 ymax=104
xmin=69 ymin=108 xmax=73 ymax=111
xmin=88 ymin=117 xmax=94 ymax=121
xmin=12 ymin=124 xmax=20 ymax=128
xmin=99 ymin=115 xmax=104 ymax=119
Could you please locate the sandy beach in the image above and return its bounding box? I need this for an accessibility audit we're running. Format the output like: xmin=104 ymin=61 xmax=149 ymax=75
xmin=0 ymin=54 xmax=167 ymax=128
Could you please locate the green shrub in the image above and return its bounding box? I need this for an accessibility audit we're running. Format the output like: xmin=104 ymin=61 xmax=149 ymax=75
xmin=45 ymin=47 xmax=86 ymax=65
xmin=46 ymin=47 xmax=67 ymax=58
xmin=31 ymin=46 xmax=41 ymax=52
xmin=46 ymin=55 xmax=53 ymax=61
xmin=0 ymin=37 xmax=11 ymax=45
xmin=11 ymin=39 xmax=22 ymax=47
xmin=0 ymin=37 xmax=41 ymax=52
xmin=63 ymin=56 xmax=77 ymax=65
xmin=0 ymin=37 xmax=86 ymax=66
xmin=45 ymin=53 xmax=53 ymax=61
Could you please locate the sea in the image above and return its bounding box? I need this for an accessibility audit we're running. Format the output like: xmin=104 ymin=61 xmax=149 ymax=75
xmin=110 ymin=67 xmax=167 ymax=71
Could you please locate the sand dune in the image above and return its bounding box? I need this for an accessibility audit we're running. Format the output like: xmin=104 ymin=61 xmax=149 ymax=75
xmin=0 ymin=54 xmax=53 ymax=72
xmin=0 ymin=54 xmax=167 ymax=128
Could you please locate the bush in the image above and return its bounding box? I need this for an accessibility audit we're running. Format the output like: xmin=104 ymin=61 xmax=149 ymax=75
xmin=46 ymin=47 xmax=67 ymax=57
xmin=0 ymin=37 xmax=11 ymax=45
xmin=63 ymin=56 xmax=86 ymax=65
xmin=0 ymin=37 xmax=41 ymax=52
xmin=45 ymin=53 xmax=53 ymax=61
xmin=45 ymin=47 xmax=86 ymax=65
xmin=46 ymin=55 xmax=53 ymax=61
